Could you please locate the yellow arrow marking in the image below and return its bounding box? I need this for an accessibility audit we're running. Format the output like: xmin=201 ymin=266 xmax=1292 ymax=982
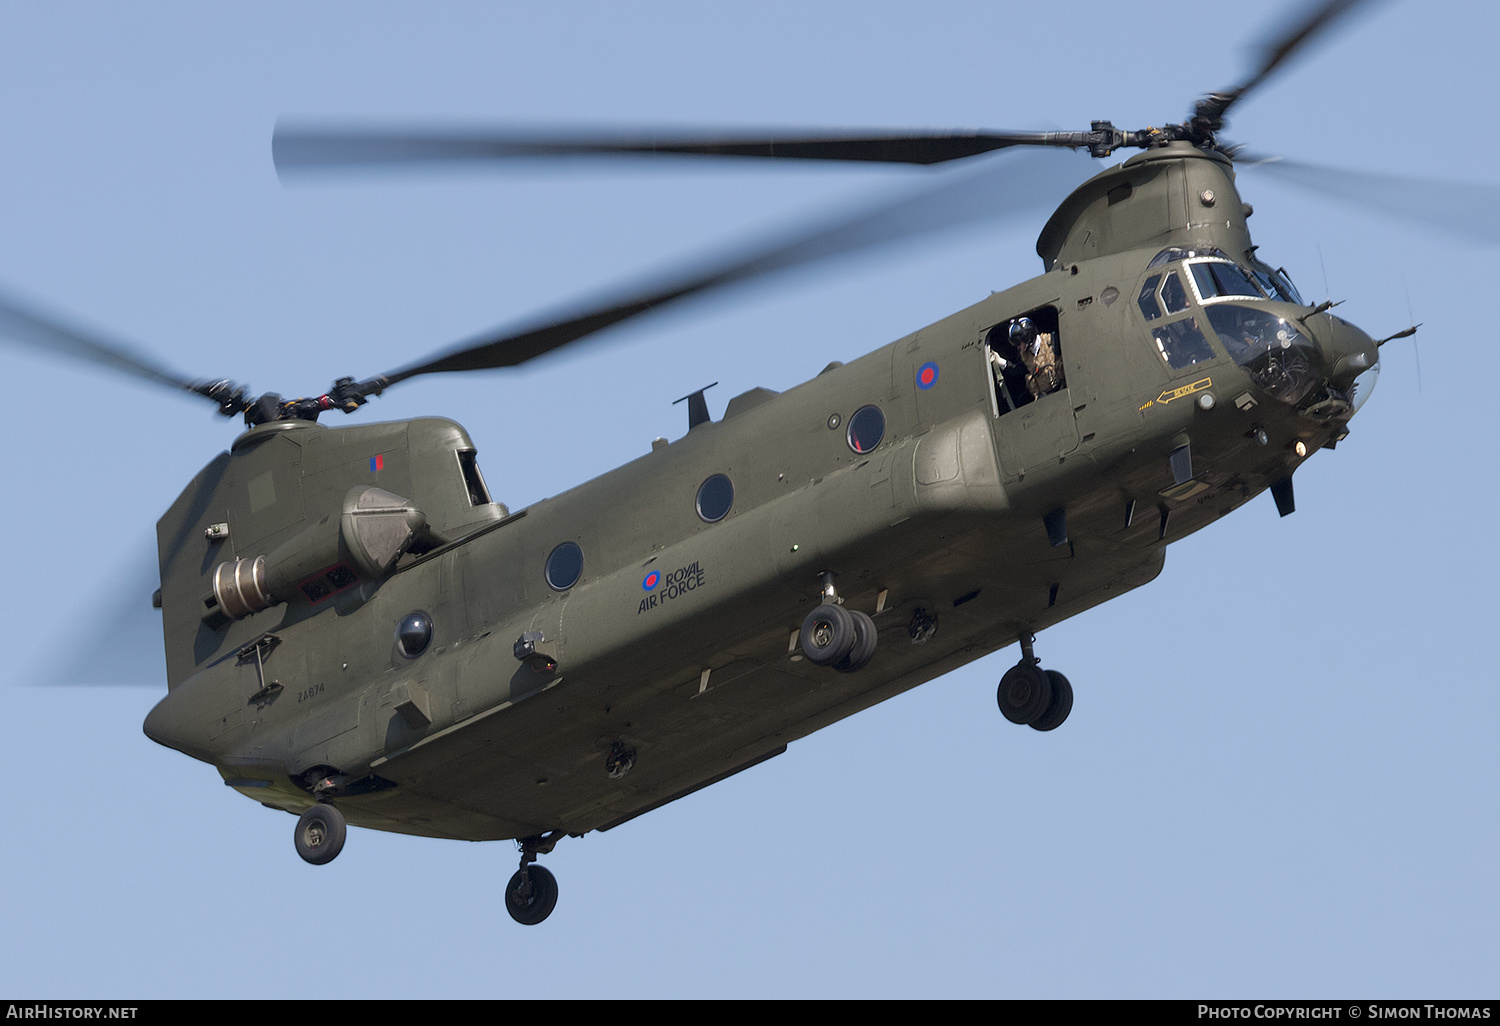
xmin=1155 ymin=377 xmax=1212 ymax=405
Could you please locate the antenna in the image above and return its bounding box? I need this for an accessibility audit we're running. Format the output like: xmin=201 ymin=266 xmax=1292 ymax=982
xmin=673 ymin=382 xmax=719 ymax=431
xmin=1405 ymin=277 xmax=1422 ymax=394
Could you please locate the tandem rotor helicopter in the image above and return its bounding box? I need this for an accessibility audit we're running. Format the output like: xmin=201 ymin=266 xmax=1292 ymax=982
xmin=1 ymin=0 xmax=1461 ymax=926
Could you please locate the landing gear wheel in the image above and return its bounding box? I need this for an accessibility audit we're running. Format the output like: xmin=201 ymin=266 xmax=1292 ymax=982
xmin=833 ymin=610 xmax=878 ymax=672
xmin=505 ymin=864 xmax=559 ymax=926
xmin=800 ymin=604 xmax=857 ymax=666
xmin=294 ymin=804 xmax=347 ymax=865
xmin=1029 ymin=670 xmax=1074 ymax=732
xmin=997 ymin=662 xmax=1053 ymax=725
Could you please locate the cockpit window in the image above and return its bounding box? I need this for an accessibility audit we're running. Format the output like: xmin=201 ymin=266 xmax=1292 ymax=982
xmin=1190 ymin=260 xmax=1265 ymax=302
xmin=1137 ymin=274 xmax=1162 ymax=321
xmin=1204 ymin=304 xmax=1320 ymax=405
xmin=1161 ymin=271 xmax=1190 ymax=315
xmin=1138 ymin=264 xmax=1221 ymax=371
xmin=1151 ymin=318 xmax=1217 ymax=370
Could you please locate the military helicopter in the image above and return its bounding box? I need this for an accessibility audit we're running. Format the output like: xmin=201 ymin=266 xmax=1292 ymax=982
xmin=0 ymin=0 xmax=1445 ymax=928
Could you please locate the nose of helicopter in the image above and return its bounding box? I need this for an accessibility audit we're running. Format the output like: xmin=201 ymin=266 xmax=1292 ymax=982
xmin=1210 ymin=304 xmax=1379 ymax=418
xmin=1312 ymin=313 xmax=1381 ymax=418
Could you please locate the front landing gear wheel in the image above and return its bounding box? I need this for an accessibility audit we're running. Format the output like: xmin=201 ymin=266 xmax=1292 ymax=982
xmin=1030 ymin=670 xmax=1074 ymax=732
xmin=997 ymin=662 xmax=1052 ymax=725
xmin=294 ymin=804 xmax=347 ymax=865
xmin=505 ymin=865 xmax=559 ymax=926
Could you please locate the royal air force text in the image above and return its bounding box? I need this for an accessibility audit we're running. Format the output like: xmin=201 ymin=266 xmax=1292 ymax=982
xmin=638 ymin=562 xmax=706 ymax=614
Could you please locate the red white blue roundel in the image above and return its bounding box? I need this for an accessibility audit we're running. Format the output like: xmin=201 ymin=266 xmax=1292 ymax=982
xmin=642 ymin=571 xmax=660 ymax=591
xmin=917 ymin=361 xmax=939 ymax=390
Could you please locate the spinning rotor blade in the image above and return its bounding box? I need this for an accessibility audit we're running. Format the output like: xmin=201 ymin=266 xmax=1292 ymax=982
xmin=0 ymin=288 xmax=199 ymax=392
xmin=382 ymin=148 xmax=1093 ymax=384
xmin=275 ymin=3 xmax=1389 ymax=189
xmin=1240 ymin=156 xmax=1500 ymax=244
xmin=1193 ymin=0 xmax=1382 ymax=131
xmin=0 ymin=288 xmax=253 ymax=416
xmin=274 ymin=122 xmax=1099 ymax=174
xmin=1243 ymin=0 xmax=1379 ymax=96
xmin=39 ymin=546 xmax=166 ymax=688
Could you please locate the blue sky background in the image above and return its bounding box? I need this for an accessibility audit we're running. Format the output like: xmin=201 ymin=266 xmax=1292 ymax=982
xmin=0 ymin=0 xmax=1495 ymax=999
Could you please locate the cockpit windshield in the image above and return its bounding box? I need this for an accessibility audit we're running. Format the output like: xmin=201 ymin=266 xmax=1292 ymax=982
xmin=1190 ymin=260 xmax=1264 ymax=301
xmin=1147 ymin=247 xmax=1306 ymax=307
xmin=1248 ymin=256 xmax=1305 ymax=305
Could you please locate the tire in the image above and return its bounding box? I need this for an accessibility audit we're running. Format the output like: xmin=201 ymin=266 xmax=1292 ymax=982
xmin=294 ymin=804 xmax=347 ymax=865
xmin=505 ymin=865 xmax=559 ymax=926
xmin=834 ymin=610 xmax=878 ymax=672
xmin=800 ymin=604 xmax=857 ymax=666
xmin=997 ymin=662 xmax=1052 ymax=725
xmin=1029 ymin=670 xmax=1074 ymax=732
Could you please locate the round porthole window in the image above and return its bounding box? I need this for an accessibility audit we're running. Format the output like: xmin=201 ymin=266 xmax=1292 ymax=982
xmin=846 ymin=405 xmax=885 ymax=454
xmin=696 ymin=474 xmax=734 ymax=523
xmin=545 ymin=541 xmax=584 ymax=591
xmin=396 ymin=610 xmax=433 ymax=659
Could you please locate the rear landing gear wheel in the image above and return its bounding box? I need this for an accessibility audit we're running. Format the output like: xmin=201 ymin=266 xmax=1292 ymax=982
xmin=800 ymin=604 xmax=857 ymax=666
xmin=505 ymin=864 xmax=559 ymax=926
xmin=997 ymin=661 xmax=1052 ymax=725
xmin=1030 ymin=670 xmax=1074 ymax=732
xmin=294 ymin=804 xmax=347 ymax=865
xmin=833 ymin=610 xmax=877 ymax=672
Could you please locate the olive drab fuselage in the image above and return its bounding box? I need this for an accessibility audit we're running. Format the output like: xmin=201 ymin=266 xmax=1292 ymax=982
xmin=144 ymin=143 xmax=1379 ymax=842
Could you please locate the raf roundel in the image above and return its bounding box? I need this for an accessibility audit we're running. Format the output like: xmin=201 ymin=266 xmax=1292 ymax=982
xmin=642 ymin=571 xmax=660 ymax=591
xmin=917 ymin=361 xmax=939 ymax=390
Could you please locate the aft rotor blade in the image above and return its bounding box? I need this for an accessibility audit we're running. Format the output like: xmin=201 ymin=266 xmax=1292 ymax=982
xmin=274 ymin=122 xmax=1096 ymax=174
xmin=38 ymin=545 xmax=166 ymax=688
xmin=1194 ymin=0 xmax=1383 ymax=128
xmin=1240 ymin=156 xmax=1500 ymax=243
xmin=384 ymin=147 xmax=1094 ymax=383
xmin=0 ymin=288 xmax=198 ymax=392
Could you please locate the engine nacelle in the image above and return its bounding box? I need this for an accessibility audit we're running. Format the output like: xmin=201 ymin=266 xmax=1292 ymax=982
xmin=207 ymin=486 xmax=435 ymax=622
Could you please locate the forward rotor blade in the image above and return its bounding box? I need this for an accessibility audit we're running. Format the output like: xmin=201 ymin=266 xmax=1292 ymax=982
xmin=1243 ymin=0 xmax=1376 ymax=96
xmin=1195 ymin=0 xmax=1383 ymax=128
xmin=0 ymin=288 xmax=197 ymax=392
xmin=1240 ymin=156 xmax=1500 ymax=243
xmin=274 ymin=122 xmax=1093 ymax=175
xmin=384 ymin=147 xmax=1093 ymax=383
